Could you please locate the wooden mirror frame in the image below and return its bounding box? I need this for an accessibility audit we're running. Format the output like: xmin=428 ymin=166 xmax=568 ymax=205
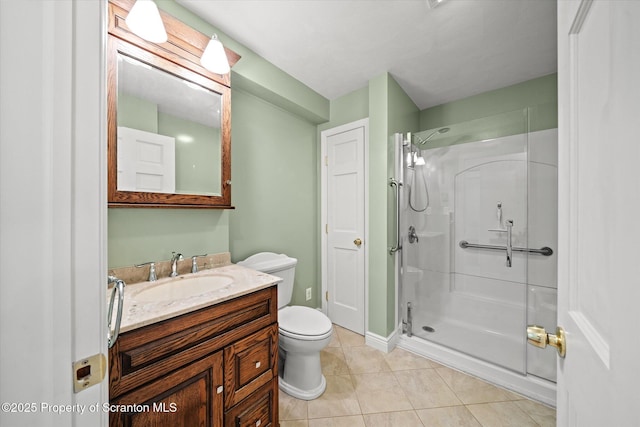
xmin=107 ymin=0 xmax=240 ymax=208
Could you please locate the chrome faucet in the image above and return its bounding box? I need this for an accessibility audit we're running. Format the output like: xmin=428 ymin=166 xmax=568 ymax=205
xmin=191 ymin=254 xmax=207 ymax=273
xmin=170 ymin=252 xmax=183 ymax=277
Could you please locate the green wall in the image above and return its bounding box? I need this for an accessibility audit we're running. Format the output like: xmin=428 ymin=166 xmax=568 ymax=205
xmin=367 ymin=74 xmax=419 ymax=337
xmin=118 ymin=92 xmax=157 ymax=133
xmin=109 ymin=209 xmax=229 ymax=267
xmin=367 ymin=75 xmax=388 ymax=337
xmin=420 ymin=74 xmax=557 ymax=131
xmin=158 ymin=112 xmax=221 ymax=195
xmin=229 ymin=89 xmax=318 ymax=307
xmin=317 ymin=86 xmax=369 ymax=133
xmin=109 ymin=0 xmax=327 ymax=304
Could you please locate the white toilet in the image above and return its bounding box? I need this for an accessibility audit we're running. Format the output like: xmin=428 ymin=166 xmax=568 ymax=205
xmin=238 ymin=252 xmax=333 ymax=400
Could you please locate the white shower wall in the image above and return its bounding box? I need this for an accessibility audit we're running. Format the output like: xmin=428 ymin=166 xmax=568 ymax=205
xmin=402 ymin=129 xmax=558 ymax=382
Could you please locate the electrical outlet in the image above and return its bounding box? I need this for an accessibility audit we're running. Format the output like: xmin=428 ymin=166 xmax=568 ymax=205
xmin=305 ymin=287 xmax=312 ymax=301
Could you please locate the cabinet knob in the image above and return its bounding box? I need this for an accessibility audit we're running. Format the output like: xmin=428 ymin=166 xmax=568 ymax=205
xmin=255 ymin=420 xmax=261 ymax=427
xmin=255 ymin=361 xmax=261 ymax=369
xmin=216 ymin=385 xmax=223 ymax=394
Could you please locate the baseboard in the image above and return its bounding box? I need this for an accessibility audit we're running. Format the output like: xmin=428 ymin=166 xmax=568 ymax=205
xmin=365 ymin=328 xmax=399 ymax=353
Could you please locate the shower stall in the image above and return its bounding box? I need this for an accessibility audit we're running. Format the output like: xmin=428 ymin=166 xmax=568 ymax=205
xmin=392 ymin=108 xmax=558 ymax=405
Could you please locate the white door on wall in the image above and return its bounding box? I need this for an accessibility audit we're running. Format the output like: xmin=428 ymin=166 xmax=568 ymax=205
xmin=0 ymin=1 xmax=107 ymax=426
xmin=321 ymin=119 xmax=368 ymax=335
xmin=117 ymin=126 xmax=176 ymax=193
xmin=556 ymin=1 xmax=640 ymax=425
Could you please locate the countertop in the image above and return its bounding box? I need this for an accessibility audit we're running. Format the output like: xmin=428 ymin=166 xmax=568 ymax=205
xmin=109 ymin=264 xmax=281 ymax=333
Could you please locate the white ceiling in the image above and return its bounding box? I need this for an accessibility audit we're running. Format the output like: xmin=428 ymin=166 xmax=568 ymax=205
xmin=176 ymin=0 xmax=557 ymax=110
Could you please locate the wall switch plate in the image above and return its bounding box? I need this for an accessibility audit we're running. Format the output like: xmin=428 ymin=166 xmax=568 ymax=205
xmin=306 ymin=287 xmax=312 ymax=301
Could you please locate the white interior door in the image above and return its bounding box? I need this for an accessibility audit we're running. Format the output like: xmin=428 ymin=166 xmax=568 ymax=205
xmin=117 ymin=126 xmax=176 ymax=193
xmin=322 ymin=120 xmax=368 ymax=335
xmin=556 ymin=1 xmax=640 ymax=425
xmin=0 ymin=1 xmax=107 ymax=426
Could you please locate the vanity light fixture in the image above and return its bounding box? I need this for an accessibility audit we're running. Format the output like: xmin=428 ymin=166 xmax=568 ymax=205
xmin=201 ymin=34 xmax=231 ymax=75
xmin=125 ymin=0 xmax=167 ymax=44
xmin=427 ymin=0 xmax=446 ymax=8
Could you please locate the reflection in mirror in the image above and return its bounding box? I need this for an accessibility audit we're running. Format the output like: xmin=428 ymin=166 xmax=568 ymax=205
xmin=117 ymin=54 xmax=222 ymax=196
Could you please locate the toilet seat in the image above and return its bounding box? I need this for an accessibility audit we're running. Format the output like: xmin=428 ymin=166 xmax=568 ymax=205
xmin=278 ymin=306 xmax=332 ymax=341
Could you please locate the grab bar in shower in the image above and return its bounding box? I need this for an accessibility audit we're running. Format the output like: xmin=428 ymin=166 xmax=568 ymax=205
xmin=458 ymin=240 xmax=554 ymax=256
xmin=505 ymin=220 xmax=513 ymax=267
xmin=389 ymin=178 xmax=402 ymax=254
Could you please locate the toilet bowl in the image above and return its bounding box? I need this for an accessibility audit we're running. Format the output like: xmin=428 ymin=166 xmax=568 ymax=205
xmin=238 ymin=252 xmax=333 ymax=400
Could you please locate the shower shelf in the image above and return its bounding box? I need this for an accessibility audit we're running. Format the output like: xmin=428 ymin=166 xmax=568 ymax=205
xmin=458 ymin=240 xmax=553 ymax=256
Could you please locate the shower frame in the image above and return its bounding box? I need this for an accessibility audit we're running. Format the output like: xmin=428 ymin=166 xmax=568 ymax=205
xmin=391 ymin=113 xmax=558 ymax=406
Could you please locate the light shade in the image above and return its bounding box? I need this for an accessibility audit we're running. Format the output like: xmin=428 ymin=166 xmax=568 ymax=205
xmin=201 ymin=35 xmax=230 ymax=75
xmin=427 ymin=0 xmax=446 ymax=8
xmin=125 ymin=0 xmax=167 ymax=44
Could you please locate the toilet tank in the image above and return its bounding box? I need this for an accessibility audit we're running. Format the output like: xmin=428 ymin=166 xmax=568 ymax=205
xmin=237 ymin=252 xmax=297 ymax=309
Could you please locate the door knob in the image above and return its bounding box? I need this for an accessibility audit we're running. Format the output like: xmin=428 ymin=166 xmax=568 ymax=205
xmin=527 ymin=325 xmax=566 ymax=358
xmin=354 ymin=238 xmax=362 ymax=247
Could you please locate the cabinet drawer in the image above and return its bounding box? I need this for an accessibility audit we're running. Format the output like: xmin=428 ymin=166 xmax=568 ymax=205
xmin=224 ymin=323 xmax=278 ymax=409
xmin=224 ymin=379 xmax=278 ymax=427
xmin=110 ymin=286 xmax=277 ymax=398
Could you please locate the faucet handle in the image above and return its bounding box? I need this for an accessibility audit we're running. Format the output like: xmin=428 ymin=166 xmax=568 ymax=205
xmin=191 ymin=254 xmax=208 ymax=273
xmin=135 ymin=261 xmax=157 ymax=281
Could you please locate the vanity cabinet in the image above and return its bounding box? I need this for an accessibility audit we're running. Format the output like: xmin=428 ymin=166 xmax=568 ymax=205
xmin=108 ymin=286 xmax=279 ymax=427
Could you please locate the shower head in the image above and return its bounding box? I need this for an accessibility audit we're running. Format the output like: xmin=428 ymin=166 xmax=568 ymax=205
xmin=415 ymin=127 xmax=450 ymax=145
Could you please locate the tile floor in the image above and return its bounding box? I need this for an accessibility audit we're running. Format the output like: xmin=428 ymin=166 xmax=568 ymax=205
xmin=279 ymin=325 xmax=556 ymax=427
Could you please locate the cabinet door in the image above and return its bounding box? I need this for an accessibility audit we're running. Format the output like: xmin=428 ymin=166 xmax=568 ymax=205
xmin=224 ymin=323 xmax=278 ymax=409
xmin=110 ymin=352 xmax=223 ymax=427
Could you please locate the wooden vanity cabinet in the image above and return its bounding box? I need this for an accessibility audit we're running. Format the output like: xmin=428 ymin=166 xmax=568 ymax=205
xmin=108 ymin=286 xmax=279 ymax=427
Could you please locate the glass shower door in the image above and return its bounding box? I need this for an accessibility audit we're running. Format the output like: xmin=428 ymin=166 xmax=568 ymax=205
xmin=400 ymin=110 xmax=530 ymax=374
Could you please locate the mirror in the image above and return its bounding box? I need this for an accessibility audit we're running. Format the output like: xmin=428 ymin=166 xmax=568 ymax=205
xmin=107 ymin=0 xmax=238 ymax=208
xmin=117 ymin=53 xmax=222 ymax=196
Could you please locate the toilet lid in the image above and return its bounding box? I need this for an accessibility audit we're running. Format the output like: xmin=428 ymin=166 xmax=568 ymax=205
xmin=279 ymin=306 xmax=333 ymax=337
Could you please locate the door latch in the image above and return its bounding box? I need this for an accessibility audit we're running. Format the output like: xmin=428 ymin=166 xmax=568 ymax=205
xmin=527 ymin=325 xmax=566 ymax=358
xmin=73 ymin=353 xmax=107 ymax=393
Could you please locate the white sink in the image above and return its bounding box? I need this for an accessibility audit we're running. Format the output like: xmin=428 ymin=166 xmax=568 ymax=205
xmin=135 ymin=274 xmax=234 ymax=302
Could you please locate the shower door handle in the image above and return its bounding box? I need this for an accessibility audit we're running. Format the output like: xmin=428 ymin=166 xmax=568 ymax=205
xmin=389 ymin=178 xmax=402 ymax=254
xmin=505 ymin=220 xmax=512 ymax=267
xmin=527 ymin=325 xmax=566 ymax=358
